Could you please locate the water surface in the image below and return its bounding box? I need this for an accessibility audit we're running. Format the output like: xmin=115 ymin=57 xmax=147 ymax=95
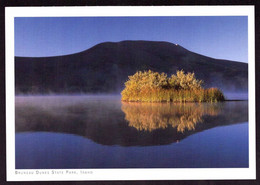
xmin=15 ymin=95 xmax=248 ymax=168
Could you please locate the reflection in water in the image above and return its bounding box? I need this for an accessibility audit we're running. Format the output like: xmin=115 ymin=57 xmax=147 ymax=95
xmin=15 ymin=95 xmax=248 ymax=146
xmin=15 ymin=95 xmax=249 ymax=169
xmin=122 ymin=102 xmax=220 ymax=132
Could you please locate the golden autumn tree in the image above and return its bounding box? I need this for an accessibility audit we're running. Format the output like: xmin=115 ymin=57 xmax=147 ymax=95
xmin=121 ymin=70 xmax=225 ymax=102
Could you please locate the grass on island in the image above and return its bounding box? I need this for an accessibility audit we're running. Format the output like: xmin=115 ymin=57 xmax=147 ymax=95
xmin=121 ymin=70 xmax=225 ymax=102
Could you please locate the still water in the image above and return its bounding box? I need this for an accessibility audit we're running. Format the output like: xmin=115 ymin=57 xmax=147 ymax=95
xmin=15 ymin=95 xmax=248 ymax=169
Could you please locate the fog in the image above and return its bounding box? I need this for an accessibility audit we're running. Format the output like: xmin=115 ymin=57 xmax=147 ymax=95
xmin=223 ymin=92 xmax=248 ymax=100
xmin=16 ymin=95 xmax=248 ymax=146
xmin=16 ymin=90 xmax=249 ymax=101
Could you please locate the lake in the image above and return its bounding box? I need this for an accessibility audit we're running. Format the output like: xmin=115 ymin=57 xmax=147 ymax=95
xmin=15 ymin=95 xmax=248 ymax=169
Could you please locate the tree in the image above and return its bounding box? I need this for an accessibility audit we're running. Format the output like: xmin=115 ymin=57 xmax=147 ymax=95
xmin=169 ymin=70 xmax=203 ymax=90
xmin=121 ymin=70 xmax=223 ymax=102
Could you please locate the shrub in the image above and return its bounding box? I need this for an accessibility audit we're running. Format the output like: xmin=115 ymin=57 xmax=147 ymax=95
xmin=169 ymin=70 xmax=203 ymax=90
xmin=121 ymin=70 xmax=225 ymax=102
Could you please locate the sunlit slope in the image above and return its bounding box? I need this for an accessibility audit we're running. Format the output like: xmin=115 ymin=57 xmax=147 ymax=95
xmin=15 ymin=40 xmax=248 ymax=94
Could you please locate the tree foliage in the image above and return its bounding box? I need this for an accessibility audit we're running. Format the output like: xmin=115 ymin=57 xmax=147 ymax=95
xmin=121 ymin=70 xmax=224 ymax=102
xmin=169 ymin=70 xmax=203 ymax=90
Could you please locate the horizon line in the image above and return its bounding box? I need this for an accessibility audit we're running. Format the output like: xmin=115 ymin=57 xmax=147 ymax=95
xmin=15 ymin=40 xmax=248 ymax=63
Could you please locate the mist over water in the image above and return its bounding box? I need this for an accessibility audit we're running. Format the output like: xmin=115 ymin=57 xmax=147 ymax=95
xmin=15 ymin=94 xmax=248 ymax=168
xmin=16 ymin=90 xmax=248 ymax=100
xmin=223 ymin=92 xmax=248 ymax=100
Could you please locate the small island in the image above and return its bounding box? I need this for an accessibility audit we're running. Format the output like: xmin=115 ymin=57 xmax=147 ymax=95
xmin=121 ymin=70 xmax=225 ymax=102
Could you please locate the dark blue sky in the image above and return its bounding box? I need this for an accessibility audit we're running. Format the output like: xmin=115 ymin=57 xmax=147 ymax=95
xmin=15 ymin=16 xmax=248 ymax=62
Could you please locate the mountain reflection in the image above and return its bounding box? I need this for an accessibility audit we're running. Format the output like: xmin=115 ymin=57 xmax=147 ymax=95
xmin=121 ymin=102 xmax=220 ymax=133
xmin=15 ymin=96 xmax=248 ymax=146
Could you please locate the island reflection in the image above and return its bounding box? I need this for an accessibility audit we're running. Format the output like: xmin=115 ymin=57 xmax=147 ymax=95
xmin=15 ymin=96 xmax=248 ymax=146
xmin=121 ymin=102 xmax=220 ymax=133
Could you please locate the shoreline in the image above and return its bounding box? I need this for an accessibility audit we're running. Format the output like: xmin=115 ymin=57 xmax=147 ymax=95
xmin=15 ymin=94 xmax=248 ymax=102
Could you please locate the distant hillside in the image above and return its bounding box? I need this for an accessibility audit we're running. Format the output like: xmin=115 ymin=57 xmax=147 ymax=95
xmin=15 ymin=40 xmax=248 ymax=94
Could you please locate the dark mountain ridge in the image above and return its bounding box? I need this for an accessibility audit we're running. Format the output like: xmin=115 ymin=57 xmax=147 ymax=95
xmin=15 ymin=40 xmax=248 ymax=94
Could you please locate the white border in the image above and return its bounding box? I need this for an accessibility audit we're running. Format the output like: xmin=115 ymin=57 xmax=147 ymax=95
xmin=5 ymin=6 xmax=256 ymax=181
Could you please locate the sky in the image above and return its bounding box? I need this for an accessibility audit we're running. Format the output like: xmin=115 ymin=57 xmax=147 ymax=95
xmin=15 ymin=16 xmax=248 ymax=63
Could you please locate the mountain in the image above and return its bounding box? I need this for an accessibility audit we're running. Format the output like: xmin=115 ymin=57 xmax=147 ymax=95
xmin=15 ymin=40 xmax=248 ymax=94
